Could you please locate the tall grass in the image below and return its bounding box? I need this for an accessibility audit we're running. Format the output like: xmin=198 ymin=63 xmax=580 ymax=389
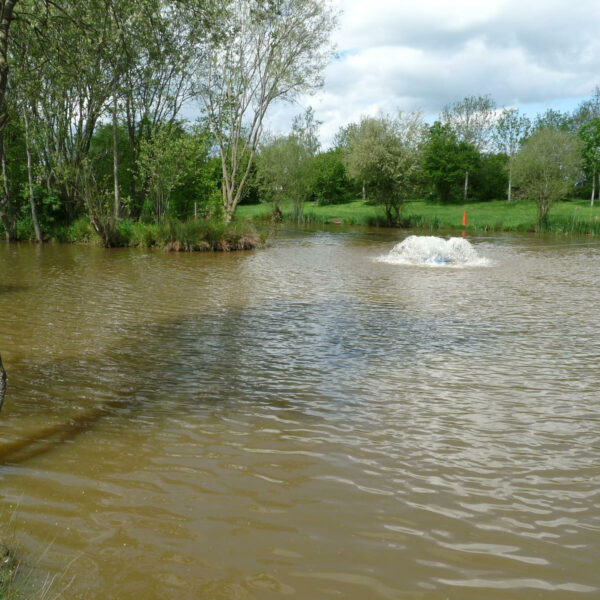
xmin=48 ymin=218 xmax=265 ymax=251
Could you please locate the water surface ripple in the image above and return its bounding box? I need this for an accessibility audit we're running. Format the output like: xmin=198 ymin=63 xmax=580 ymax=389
xmin=0 ymin=230 xmax=599 ymax=599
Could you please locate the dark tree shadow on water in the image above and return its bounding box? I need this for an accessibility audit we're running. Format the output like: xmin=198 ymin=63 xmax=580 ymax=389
xmin=0 ymin=298 xmax=495 ymax=468
xmin=0 ymin=404 xmax=115 ymax=466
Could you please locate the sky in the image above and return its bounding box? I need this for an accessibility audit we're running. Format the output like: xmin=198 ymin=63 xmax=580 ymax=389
xmin=264 ymin=0 xmax=600 ymax=147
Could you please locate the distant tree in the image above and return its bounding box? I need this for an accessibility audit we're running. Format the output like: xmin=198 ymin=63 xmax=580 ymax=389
xmin=572 ymin=87 xmax=600 ymax=130
xmin=513 ymin=128 xmax=582 ymax=230
xmin=578 ymin=117 xmax=600 ymax=206
xmin=470 ymin=153 xmax=508 ymax=202
xmin=441 ymin=94 xmax=496 ymax=201
xmin=194 ymin=0 xmax=337 ymax=222
xmin=256 ymin=108 xmax=320 ymax=221
xmin=533 ymin=108 xmax=572 ymax=132
xmin=311 ymin=148 xmax=353 ymax=205
xmin=493 ymin=108 xmax=531 ymax=202
xmin=423 ymin=121 xmax=479 ymax=204
xmin=344 ymin=112 xmax=425 ymax=225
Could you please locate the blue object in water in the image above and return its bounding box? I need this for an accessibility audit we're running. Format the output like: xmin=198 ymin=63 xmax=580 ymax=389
xmin=433 ymin=257 xmax=452 ymax=264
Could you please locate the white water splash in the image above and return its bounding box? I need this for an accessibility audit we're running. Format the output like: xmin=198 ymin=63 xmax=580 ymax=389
xmin=377 ymin=235 xmax=490 ymax=267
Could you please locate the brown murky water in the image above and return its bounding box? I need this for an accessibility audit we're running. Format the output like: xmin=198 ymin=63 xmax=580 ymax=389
xmin=0 ymin=227 xmax=599 ymax=599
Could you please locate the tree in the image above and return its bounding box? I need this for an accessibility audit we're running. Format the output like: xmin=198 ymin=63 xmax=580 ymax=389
xmin=513 ymin=128 xmax=582 ymax=230
xmin=119 ymin=0 xmax=202 ymax=215
xmin=423 ymin=121 xmax=479 ymax=204
xmin=256 ymin=108 xmax=320 ymax=221
xmin=137 ymin=123 xmax=200 ymax=222
xmin=493 ymin=108 xmax=531 ymax=202
xmin=344 ymin=112 xmax=425 ymax=225
xmin=534 ymin=108 xmax=572 ymax=132
xmin=0 ymin=0 xmax=19 ymax=240
xmin=578 ymin=118 xmax=600 ymax=206
xmin=310 ymin=147 xmax=353 ymax=205
xmin=441 ymin=94 xmax=496 ymax=201
xmin=0 ymin=0 xmax=19 ymax=398
xmin=195 ymin=0 xmax=336 ymax=222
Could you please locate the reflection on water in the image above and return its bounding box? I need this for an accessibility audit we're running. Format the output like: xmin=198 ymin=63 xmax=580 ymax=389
xmin=0 ymin=229 xmax=599 ymax=599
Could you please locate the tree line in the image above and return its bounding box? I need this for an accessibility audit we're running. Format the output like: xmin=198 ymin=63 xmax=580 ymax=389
xmin=0 ymin=0 xmax=337 ymax=245
xmin=256 ymin=91 xmax=600 ymax=231
xmin=0 ymin=0 xmax=598 ymax=245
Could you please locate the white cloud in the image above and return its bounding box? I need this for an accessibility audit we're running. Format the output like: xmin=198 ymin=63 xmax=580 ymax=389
xmin=264 ymin=0 xmax=600 ymax=147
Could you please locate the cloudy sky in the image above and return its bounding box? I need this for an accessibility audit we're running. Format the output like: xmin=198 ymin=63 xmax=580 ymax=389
xmin=265 ymin=0 xmax=600 ymax=146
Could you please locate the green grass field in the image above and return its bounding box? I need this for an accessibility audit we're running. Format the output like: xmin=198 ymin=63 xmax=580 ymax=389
xmin=236 ymin=198 xmax=600 ymax=235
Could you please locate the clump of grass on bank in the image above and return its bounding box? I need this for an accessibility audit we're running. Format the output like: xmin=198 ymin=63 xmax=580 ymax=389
xmin=237 ymin=198 xmax=600 ymax=235
xmin=48 ymin=218 xmax=265 ymax=251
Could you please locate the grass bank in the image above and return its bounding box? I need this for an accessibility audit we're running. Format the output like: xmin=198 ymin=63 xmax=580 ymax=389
xmin=50 ymin=218 xmax=265 ymax=251
xmin=237 ymin=198 xmax=600 ymax=235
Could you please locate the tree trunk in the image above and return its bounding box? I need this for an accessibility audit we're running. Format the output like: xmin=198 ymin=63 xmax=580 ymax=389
xmin=362 ymin=181 xmax=366 ymax=201
xmin=0 ymin=132 xmax=16 ymax=240
xmin=592 ymin=168 xmax=596 ymax=207
xmin=507 ymin=169 xmax=512 ymax=203
xmin=24 ymin=114 xmax=42 ymax=243
xmin=463 ymin=170 xmax=469 ymax=202
xmin=113 ymin=96 xmax=120 ymax=222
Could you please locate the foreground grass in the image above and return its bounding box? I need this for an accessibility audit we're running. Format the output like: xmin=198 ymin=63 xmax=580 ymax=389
xmin=237 ymin=198 xmax=600 ymax=235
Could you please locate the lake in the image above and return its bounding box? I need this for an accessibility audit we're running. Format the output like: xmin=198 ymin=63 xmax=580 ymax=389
xmin=0 ymin=226 xmax=599 ymax=599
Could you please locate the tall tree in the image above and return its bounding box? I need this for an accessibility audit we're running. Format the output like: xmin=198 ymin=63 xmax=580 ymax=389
xmin=0 ymin=0 xmax=19 ymax=403
xmin=120 ymin=0 xmax=201 ymax=214
xmin=0 ymin=0 xmax=18 ymax=240
xmin=493 ymin=108 xmax=531 ymax=202
xmin=344 ymin=112 xmax=425 ymax=224
xmin=423 ymin=121 xmax=479 ymax=204
xmin=257 ymin=107 xmax=320 ymax=221
xmin=533 ymin=108 xmax=572 ymax=132
xmin=195 ymin=0 xmax=337 ymax=222
xmin=578 ymin=117 xmax=600 ymax=206
xmin=513 ymin=128 xmax=582 ymax=230
xmin=441 ymin=94 xmax=496 ymax=201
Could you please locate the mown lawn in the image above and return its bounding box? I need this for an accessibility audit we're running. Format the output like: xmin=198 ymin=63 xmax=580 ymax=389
xmin=236 ymin=198 xmax=600 ymax=235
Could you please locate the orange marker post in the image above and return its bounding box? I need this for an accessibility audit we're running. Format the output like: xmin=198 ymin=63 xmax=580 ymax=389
xmin=462 ymin=210 xmax=467 ymax=226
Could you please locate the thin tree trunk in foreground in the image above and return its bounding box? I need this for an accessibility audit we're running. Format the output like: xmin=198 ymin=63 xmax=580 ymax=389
xmin=113 ymin=96 xmax=120 ymax=222
xmin=24 ymin=114 xmax=42 ymax=242
xmin=591 ymin=169 xmax=596 ymax=206
xmin=0 ymin=133 xmax=16 ymax=240
xmin=463 ymin=170 xmax=469 ymax=202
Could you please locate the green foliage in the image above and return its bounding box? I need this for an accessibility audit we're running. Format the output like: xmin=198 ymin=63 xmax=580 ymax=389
xmin=256 ymin=108 xmax=321 ymax=221
xmin=423 ymin=122 xmax=480 ymax=203
xmin=137 ymin=123 xmax=200 ymax=222
xmin=513 ymin=127 xmax=583 ymax=229
xmin=471 ymin=153 xmax=508 ymax=201
xmin=578 ymin=117 xmax=600 ymax=200
xmin=311 ymin=148 xmax=354 ymax=204
xmin=343 ymin=112 xmax=425 ymax=224
xmin=533 ymin=109 xmax=573 ymax=133
xmin=196 ymin=0 xmax=337 ymax=221
xmin=441 ymin=94 xmax=496 ymax=149
xmin=88 ymin=122 xmax=134 ymax=211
